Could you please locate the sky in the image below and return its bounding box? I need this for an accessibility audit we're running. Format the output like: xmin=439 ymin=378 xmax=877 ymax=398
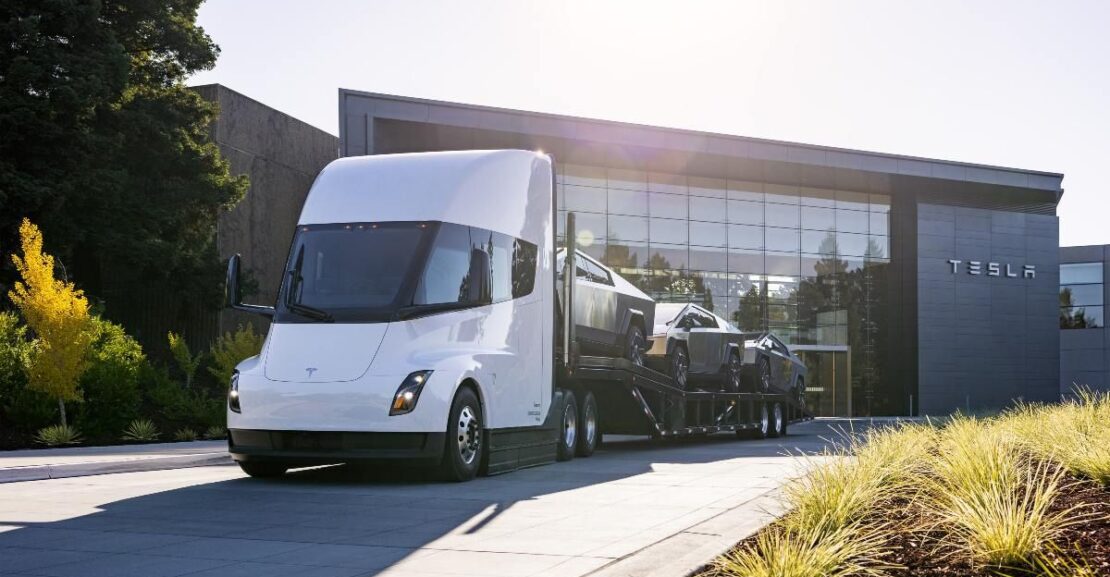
xmin=188 ymin=0 xmax=1109 ymax=247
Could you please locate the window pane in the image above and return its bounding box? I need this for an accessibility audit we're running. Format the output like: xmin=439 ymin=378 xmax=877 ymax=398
xmin=765 ymin=203 xmax=800 ymax=228
xmin=727 ymin=199 xmax=764 ymax=225
xmin=574 ymin=212 xmax=607 ymax=245
xmin=727 ymin=180 xmax=764 ymax=201
xmin=1061 ymin=306 xmax=1104 ymax=329
xmin=649 ymin=172 xmax=687 ymax=194
xmin=765 ymin=184 xmax=799 ymax=204
xmin=650 ymin=218 xmax=688 ymax=244
xmin=837 ymin=232 xmax=870 ymax=257
xmin=608 ymin=215 xmax=648 ymax=242
xmin=868 ymin=236 xmax=889 ymax=259
xmin=563 ymin=164 xmax=605 ymax=188
xmin=766 ymin=251 xmax=801 ymax=276
xmin=690 ymin=196 xmax=727 ymax=222
xmin=836 ymin=190 xmax=870 ymax=211
xmin=605 ymin=242 xmax=649 ymax=272
xmin=728 ymin=224 xmax=763 ymax=249
xmin=800 ymin=188 xmax=837 ymax=208
xmin=728 ymin=249 xmax=764 ymax=275
xmin=511 ymin=237 xmax=538 ymax=298
xmin=607 ymin=168 xmax=646 ymax=190
xmin=579 ymin=241 xmax=606 ymax=262
xmin=689 ymin=245 xmax=727 ymax=271
xmin=564 ymin=184 xmax=606 ymax=213
xmin=836 ymin=209 xmax=870 ymax=233
xmin=870 ymin=194 xmax=891 ymax=213
xmin=649 ymin=244 xmax=688 ymax=271
xmin=1061 ymin=263 xmax=1103 ymax=285
xmin=490 ymin=232 xmax=512 ymax=302
xmin=767 ymin=304 xmax=797 ymax=324
xmin=802 ymin=230 xmax=837 ymax=255
xmin=1061 ymin=284 xmax=1104 ymax=307
xmin=766 ymin=227 xmax=800 ymax=252
xmin=416 ymin=223 xmax=473 ymax=305
xmin=649 ymin=192 xmax=687 ymax=218
xmin=801 ymin=206 xmax=836 ymax=231
xmin=690 ymin=221 xmax=727 ymax=247
xmin=870 ymin=211 xmax=890 ymax=236
xmin=802 ymin=254 xmax=844 ymax=277
xmin=689 ymin=176 xmax=726 ymax=198
xmin=608 ymin=188 xmax=648 ymax=216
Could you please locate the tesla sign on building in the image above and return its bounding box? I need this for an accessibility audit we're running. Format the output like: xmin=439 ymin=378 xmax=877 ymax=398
xmin=335 ymin=89 xmax=1063 ymax=417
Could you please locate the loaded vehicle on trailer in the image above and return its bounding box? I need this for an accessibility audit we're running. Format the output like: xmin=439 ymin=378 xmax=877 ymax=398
xmin=646 ymin=303 xmax=745 ymax=392
xmin=222 ymin=149 xmax=809 ymax=482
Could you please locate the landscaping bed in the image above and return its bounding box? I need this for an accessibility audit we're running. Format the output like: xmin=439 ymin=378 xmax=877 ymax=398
xmin=700 ymin=392 xmax=1110 ymax=577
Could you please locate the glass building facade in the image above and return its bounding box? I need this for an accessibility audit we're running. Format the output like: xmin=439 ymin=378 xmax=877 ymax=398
xmin=556 ymin=164 xmax=893 ymax=416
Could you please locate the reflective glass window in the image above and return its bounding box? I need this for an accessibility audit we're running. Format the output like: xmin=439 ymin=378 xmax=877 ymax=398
xmin=608 ymin=215 xmax=648 ymax=242
xmin=870 ymin=212 xmax=890 ymax=236
xmin=690 ymin=221 xmax=727 ymax=247
xmin=489 ymin=232 xmax=512 ymax=302
xmin=416 ymin=223 xmax=474 ymax=305
xmin=836 ymin=190 xmax=870 ymax=211
xmin=1061 ymin=306 xmax=1104 ymax=329
xmin=766 ymin=252 xmax=801 ymax=276
xmin=510 ymin=237 xmax=538 ymax=299
xmin=801 ymin=206 xmax=836 ymax=231
xmin=579 ymin=241 xmax=606 ymax=262
xmin=564 ymin=184 xmax=606 ymax=213
xmin=574 ymin=212 xmax=607 ymax=245
xmin=605 ymin=242 xmax=649 ymax=271
xmin=767 ymin=304 xmax=796 ymax=324
xmin=728 ymin=249 xmax=764 ymax=275
xmin=1061 ymin=263 xmax=1103 ymax=285
xmin=766 ymin=203 xmax=800 ymax=228
xmin=765 ymin=184 xmax=799 ymax=204
xmin=836 ymin=209 xmax=870 ymax=233
xmin=608 ymin=188 xmax=648 ymax=216
xmin=649 ymin=172 xmax=687 ymax=195
xmin=689 ymin=246 xmax=727 ymax=272
xmin=801 ymin=254 xmax=843 ymax=277
xmin=868 ymin=236 xmax=889 ymax=259
xmin=837 ymin=232 xmax=870 ymax=257
xmin=689 ymin=176 xmax=727 ymax=198
xmin=869 ymin=194 xmax=891 ymax=213
xmin=690 ymin=196 xmax=727 ymax=223
xmin=562 ymin=164 xmax=605 ymax=188
xmin=728 ymin=224 xmax=763 ymax=249
xmin=800 ymin=188 xmax=837 ymax=208
xmin=802 ymin=230 xmax=837 ymax=255
xmin=650 ymin=218 xmax=688 ymax=244
xmin=607 ymin=168 xmax=646 ymax=190
xmin=1061 ymin=262 xmax=1105 ymax=330
xmin=727 ymin=199 xmax=764 ymax=225
xmin=766 ymin=228 xmax=800 ymax=252
xmin=727 ymin=181 xmax=764 ymax=201
xmin=649 ymin=244 xmax=689 ymax=271
xmin=649 ymin=192 xmax=687 ymax=218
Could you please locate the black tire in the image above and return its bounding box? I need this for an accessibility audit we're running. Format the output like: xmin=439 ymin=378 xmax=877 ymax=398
xmin=794 ymin=377 xmax=806 ymax=410
xmin=557 ymin=390 xmax=578 ymax=462
xmin=625 ymin=325 xmax=646 ymax=367
xmin=441 ymin=387 xmax=483 ymax=482
xmin=670 ymin=344 xmax=690 ymax=390
xmin=755 ymin=402 xmax=770 ymax=439
xmin=238 ymin=461 xmax=287 ymax=478
xmin=576 ymin=390 xmax=599 ymax=457
xmin=769 ymin=402 xmax=785 ymax=438
xmin=757 ymin=357 xmax=772 ymax=393
xmin=723 ymin=351 xmax=742 ymax=393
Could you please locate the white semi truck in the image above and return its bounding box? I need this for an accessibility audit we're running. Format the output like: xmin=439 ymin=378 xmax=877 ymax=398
xmin=223 ymin=150 xmax=807 ymax=481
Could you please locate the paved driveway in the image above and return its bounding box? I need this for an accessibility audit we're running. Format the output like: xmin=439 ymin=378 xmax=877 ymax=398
xmin=0 ymin=421 xmax=844 ymax=577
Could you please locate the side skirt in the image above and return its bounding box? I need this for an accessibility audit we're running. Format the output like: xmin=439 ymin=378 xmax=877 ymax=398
xmin=484 ymin=389 xmax=569 ymax=475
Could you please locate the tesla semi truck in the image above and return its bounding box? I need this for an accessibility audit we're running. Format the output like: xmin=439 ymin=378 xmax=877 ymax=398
xmin=223 ymin=149 xmax=808 ymax=482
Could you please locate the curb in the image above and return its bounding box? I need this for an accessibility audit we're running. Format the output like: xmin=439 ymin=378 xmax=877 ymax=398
xmin=0 ymin=452 xmax=233 ymax=483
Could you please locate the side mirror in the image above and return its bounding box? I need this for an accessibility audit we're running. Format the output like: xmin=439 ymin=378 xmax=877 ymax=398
xmin=225 ymin=254 xmax=275 ymax=318
xmin=467 ymin=249 xmax=492 ymax=304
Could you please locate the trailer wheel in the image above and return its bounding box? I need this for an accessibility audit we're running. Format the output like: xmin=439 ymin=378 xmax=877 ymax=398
xmin=670 ymin=344 xmax=690 ymax=390
xmin=576 ymin=390 xmax=599 ymax=457
xmin=723 ymin=351 xmax=742 ymax=393
xmin=441 ymin=387 xmax=483 ymax=482
xmin=238 ymin=461 xmax=287 ymax=478
xmin=557 ymin=390 xmax=578 ymax=462
xmin=756 ymin=403 xmax=770 ymax=439
xmin=769 ymin=402 xmax=785 ymax=438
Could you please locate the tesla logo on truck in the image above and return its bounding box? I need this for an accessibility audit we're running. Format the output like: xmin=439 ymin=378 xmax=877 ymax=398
xmin=305 ymin=367 xmax=317 ymax=378
xmin=947 ymin=259 xmax=1035 ymax=279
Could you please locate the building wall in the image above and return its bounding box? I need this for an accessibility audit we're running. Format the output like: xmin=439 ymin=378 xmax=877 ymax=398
xmin=194 ymin=85 xmax=339 ymax=338
xmin=917 ymin=204 xmax=1060 ymax=414
xmin=1059 ymin=245 xmax=1110 ymax=394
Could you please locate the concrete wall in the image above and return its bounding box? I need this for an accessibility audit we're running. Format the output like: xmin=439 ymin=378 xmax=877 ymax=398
xmin=1059 ymin=245 xmax=1110 ymax=394
xmin=194 ymin=85 xmax=338 ymax=336
xmin=917 ymin=204 xmax=1060 ymax=414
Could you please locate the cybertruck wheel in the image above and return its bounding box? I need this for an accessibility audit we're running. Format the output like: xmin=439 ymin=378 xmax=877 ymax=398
xmin=557 ymin=390 xmax=578 ymax=462
xmin=625 ymin=325 xmax=646 ymax=367
xmin=441 ymin=387 xmax=483 ymax=482
xmin=670 ymin=344 xmax=690 ymax=390
xmin=238 ymin=461 xmax=287 ymax=478
xmin=757 ymin=358 xmax=772 ymax=393
xmin=723 ymin=351 xmax=742 ymax=393
xmin=794 ymin=377 xmax=806 ymax=410
xmin=576 ymin=390 xmax=599 ymax=458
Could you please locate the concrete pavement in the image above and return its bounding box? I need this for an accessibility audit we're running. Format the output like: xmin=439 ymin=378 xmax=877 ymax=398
xmin=0 ymin=421 xmax=845 ymax=577
xmin=0 ymin=441 xmax=231 ymax=483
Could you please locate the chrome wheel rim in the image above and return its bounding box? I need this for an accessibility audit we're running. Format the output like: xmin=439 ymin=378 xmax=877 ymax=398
xmin=760 ymin=362 xmax=771 ymax=392
xmin=773 ymin=403 xmax=783 ymax=434
xmin=457 ymin=405 xmax=480 ymax=465
xmin=759 ymin=405 xmax=769 ymax=436
xmin=728 ymin=356 xmax=742 ymax=391
xmin=563 ymin=402 xmax=577 ymax=450
xmin=673 ymin=350 xmax=688 ymax=388
xmin=584 ymin=400 xmax=597 ymax=447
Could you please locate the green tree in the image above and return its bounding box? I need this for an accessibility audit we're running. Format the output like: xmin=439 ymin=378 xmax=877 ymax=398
xmin=0 ymin=0 xmax=247 ymax=311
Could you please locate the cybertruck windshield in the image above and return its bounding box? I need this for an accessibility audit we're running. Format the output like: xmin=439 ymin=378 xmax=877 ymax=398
xmin=275 ymin=222 xmax=431 ymax=323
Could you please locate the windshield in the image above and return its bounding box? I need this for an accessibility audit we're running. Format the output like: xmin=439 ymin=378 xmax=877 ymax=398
xmin=276 ymin=222 xmax=430 ymax=323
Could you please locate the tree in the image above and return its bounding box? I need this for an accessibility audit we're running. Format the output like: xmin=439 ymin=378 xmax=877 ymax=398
xmin=8 ymin=219 xmax=94 ymax=427
xmin=167 ymin=332 xmax=200 ymax=388
xmin=0 ymin=0 xmax=247 ymax=313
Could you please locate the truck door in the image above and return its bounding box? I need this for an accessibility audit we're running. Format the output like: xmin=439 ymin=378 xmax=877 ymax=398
xmin=683 ymin=308 xmax=715 ymax=374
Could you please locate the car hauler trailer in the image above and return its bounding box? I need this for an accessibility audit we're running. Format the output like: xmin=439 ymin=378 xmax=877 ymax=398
xmin=223 ymin=150 xmax=809 ymax=481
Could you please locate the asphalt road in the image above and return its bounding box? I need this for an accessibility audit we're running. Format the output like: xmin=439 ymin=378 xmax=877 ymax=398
xmin=0 ymin=421 xmax=850 ymax=577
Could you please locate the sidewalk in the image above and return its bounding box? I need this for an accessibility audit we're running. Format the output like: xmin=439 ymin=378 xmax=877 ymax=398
xmin=0 ymin=440 xmax=232 ymax=483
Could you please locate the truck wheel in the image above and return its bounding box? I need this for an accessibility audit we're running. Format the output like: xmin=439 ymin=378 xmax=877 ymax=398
xmin=757 ymin=358 xmax=772 ymax=393
xmin=769 ymin=402 xmax=785 ymax=438
xmin=557 ymin=390 xmax=578 ymax=461
xmin=238 ymin=461 xmax=287 ymax=478
xmin=441 ymin=387 xmax=483 ymax=482
xmin=794 ymin=377 xmax=806 ymax=410
xmin=756 ymin=403 xmax=770 ymax=439
xmin=670 ymin=344 xmax=689 ymax=390
xmin=625 ymin=325 xmax=646 ymax=367
xmin=576 ymin=390 xmax=599 ymax=457
xmin=723 ymin=351 xmax=742 ymax=393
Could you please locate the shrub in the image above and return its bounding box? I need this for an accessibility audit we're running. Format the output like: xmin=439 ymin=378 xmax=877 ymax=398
xmin=173 ymin=427 xmax=198 ymax=442
xmin=716 ymin=519 xmax=890 ymax=577
xmin=0 ymin=311 xmax=54 ymax=444
xmin=204 ymin=425 xmax=226 ymax=440
xmin=75 ymin=316 xmax=146 ymax=442
xmin=146 ymin=375 xmax=224 ymax=432
xmin=121 ymin=419 xmax=159 ymax=442
xmin=34 ymin=424 xmax=82 ymax=446
xmin=1005 ymin=390 xmax=1110 ymax=486
xmin=208 ymin=324 xmax=263 ymax=386
xmin=167 ymin=332 xmax=201 ymax=388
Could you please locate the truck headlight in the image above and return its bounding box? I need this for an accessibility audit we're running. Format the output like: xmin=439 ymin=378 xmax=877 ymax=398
xmin=228 ymin=371 xmax=241 ymax=413
xmin=390 ymin=370 xmax=433 ymax=416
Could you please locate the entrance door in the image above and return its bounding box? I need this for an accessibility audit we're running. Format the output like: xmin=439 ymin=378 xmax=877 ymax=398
xmin=793 ymin=346 xmax=851 ymax=417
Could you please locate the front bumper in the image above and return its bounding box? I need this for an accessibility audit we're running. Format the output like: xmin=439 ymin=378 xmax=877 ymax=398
xmin=228 ymin=429 xmax=445 ymax=466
